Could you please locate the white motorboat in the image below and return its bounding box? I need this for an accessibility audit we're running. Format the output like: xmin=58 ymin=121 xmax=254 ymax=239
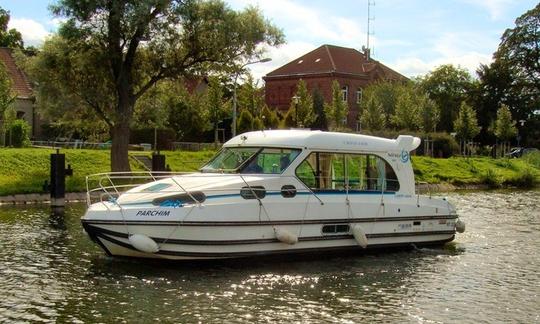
xmin=82 ymin=130 xmax=465 ymax=260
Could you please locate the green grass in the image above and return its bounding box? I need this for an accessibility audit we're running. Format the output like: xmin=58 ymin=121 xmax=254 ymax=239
xmin=412 ymin=154 xmax=540 ymax=188
xmin=0 ymin=148 xmax=215 ymax=196
xmin=0 ymin=148 xmax=539 ymax=196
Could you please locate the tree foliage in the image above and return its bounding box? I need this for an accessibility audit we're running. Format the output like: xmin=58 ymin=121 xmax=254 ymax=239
xmin=237 ymin=109 xmax=254 ymax=134
xmin=418 ymin=95 xmax=440 ymax=133
xmin=418 ymin=64 xmax=473 ymax=132
xmin=361 ymin=81 xmax=399 ymax=127
xmin=392 ymin=89 xmax=420 ymax=131
xmin=288 ymin=79 xmax=315 ymax=128
xmin=0 ymin=7 xmax=23 ymax=48
xmin=359 ymin=94 xmax=385 ymax=131
xmin=494 ymin=104 xmax=517 ymax=141
xmin=453 ymin=102 xmax=480 ymax=141
xmin=324 ymin=80 xmax=349 ymax=130
xmin=260 ymin=105 xmax=279 ymax=129
xmin=237 ymin=74 xmax=265 ymax=117
xmin=311 ymin=88 xmax=327 ymax=130
xmin=40 ymin=0 xmax=283 ymax=171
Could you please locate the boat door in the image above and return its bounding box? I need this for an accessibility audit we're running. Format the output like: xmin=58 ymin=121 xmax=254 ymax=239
xmin=295 ymin=152 xmax=348 ymax=221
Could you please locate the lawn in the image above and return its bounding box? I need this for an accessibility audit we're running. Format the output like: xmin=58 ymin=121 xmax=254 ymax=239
xmin=0 ymin=148 xmax=538 ymax=196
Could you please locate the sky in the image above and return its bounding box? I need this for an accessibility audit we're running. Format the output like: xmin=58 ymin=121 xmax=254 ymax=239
xmin=0 ymin=0 xmax=537 ymax=81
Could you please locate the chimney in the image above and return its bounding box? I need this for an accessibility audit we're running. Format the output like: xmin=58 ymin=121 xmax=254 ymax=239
xmin=361 ymin=46 xmax=371 ymax=62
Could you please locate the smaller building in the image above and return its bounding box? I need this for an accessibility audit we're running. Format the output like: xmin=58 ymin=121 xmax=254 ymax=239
xmin=0 ymin=47 xmax=39 ymax=138
xmin=263 ymin=44 xmax=407 ymax=128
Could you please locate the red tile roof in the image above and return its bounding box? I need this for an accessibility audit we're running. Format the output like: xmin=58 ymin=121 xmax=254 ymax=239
xmin=265 ymin=44 xmax=407 ymax=81
xmin=0 ymin=47 xmax=33 ymax=98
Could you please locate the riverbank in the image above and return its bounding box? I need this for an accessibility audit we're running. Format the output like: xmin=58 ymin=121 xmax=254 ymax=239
xmin=0 ymin=148 xmax=539 ymax=199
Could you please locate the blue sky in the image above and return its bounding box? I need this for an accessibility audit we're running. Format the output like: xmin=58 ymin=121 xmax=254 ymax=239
xmin=1 ymin=0 xmax=537 ymax=79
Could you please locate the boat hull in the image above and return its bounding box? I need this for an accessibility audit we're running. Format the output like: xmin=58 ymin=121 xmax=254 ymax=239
xmin=82 ymin=216 xmax=457 ymax=260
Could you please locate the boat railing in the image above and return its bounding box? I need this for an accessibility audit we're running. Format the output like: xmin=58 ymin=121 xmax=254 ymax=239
xmin=85 ymin=171 xmax=328 ymax=208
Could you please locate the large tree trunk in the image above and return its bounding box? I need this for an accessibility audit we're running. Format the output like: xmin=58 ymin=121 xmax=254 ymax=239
xmin=111 ymin=122 xmax=131 ymax=172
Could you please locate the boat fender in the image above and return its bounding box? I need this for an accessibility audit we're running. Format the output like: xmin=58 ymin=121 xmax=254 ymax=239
xmin=352 ymin=225 xmax=368 ymax=248
xmin=129 ymin=234 xmax=160 ymax=253
xmin=455 ymin=219 xmax=466 ymax=233
xmin=274 ymin=228 xmax=298 ymax=245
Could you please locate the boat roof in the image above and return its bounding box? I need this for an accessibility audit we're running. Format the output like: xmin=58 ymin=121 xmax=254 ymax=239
xmin=224 ymin=130 xmax=421 ymax=152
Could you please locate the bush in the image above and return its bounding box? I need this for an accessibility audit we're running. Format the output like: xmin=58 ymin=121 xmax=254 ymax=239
xmin=523 ymin=151 xmax=540 ymax=169
xmin=507 ymin=168 xmax=537 ymax=188
xmin=480 ymin=169 xmax=503 ymax=188
xmin=9 ymin=119 xmax=31 ymax=147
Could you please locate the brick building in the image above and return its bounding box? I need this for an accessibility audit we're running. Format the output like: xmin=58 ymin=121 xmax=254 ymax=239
xmin=263 ymin=44 xmax=407 ymax=129
xmin=0 ymin=47 xmax=40 ymax=138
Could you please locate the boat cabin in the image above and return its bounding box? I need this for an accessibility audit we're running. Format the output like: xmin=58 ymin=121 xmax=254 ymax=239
xmin=201 ymin=130 xmax=420 ymax=196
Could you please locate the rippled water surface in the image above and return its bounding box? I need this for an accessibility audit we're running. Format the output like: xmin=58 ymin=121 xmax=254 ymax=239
xmin=0 ymin=191 xmax=539 ymax=323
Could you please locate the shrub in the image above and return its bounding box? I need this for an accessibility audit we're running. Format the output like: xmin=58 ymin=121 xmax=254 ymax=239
xmin=480 ymin=169 xmax=503 ymax=188
xmin=9 ymin=119 xmax=31 ymax=147
xmin=508 ymin=168 xmax=537 ymax=188
xmin=523 ymin=151 xmax=540 ymax=169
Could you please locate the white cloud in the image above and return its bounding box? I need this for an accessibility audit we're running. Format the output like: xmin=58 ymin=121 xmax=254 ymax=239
xmin=461 ymin=0 xmax=514 ymax=20
xmin=229 ymin=0 xmax=365 ymax=47
xmin=8 ymin=18 xmax=50 ymax=46
xmin=390 ymin=34 xmax=495 ymax=77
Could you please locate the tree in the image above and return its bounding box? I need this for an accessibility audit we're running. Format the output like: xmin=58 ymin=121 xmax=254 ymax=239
xmin=418 ymin=95 xmax=440 ymax=133
xmin=359 ymin=95 xmax=385 ymax=131
xmin=43 ymin=0 xmax=283 ymax=171
xmin=2 ymin=104 xmax=16 ymax=146
xmin=496 ymin=3 xmax=540 ymax=102
xmin=0 ymin=62 xmax=15 ymax=146
xmin=237 ymin=74 xmax=265 ymax=117
xmin=361 ymin=81 xmax=400 ymax=128
xmin=288 ymin=79 xmax=315 ymax=128
xmin=165 ymin=81 xmax=209 ymax=141
xmin=494 ymin=104 xmax=517 ymax=155
xmin=392 ymin=89 xmax=420 ymax=131
xmin=237 ymin=109 xmax=254 ymax=134
xmin=0 ymin=7 xmax=24 ymax=49
xmin=324 ymin=80 xmax=349 ymax=130
xmin=311 ymin=88 xmax=327 ymax=130
xmin=419 ymin=64 xmax=474 ymax=132
xmin=453 ymin=102 xmax=480 ymax=155
xmin=260 ymin=105 xmax=279 ymax=129
xmin=205 ymin=77 xmax=227 ymax=144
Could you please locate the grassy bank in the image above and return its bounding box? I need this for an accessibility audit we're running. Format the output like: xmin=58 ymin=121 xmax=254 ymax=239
xmin=0 ymin=148 xmax=539 ymax=196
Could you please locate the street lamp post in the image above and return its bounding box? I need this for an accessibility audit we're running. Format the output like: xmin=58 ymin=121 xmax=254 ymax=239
xmin=292 ymin=95 xmax=299 ymax=128
xmin=232 ymin=57 xmax=272 ymax=137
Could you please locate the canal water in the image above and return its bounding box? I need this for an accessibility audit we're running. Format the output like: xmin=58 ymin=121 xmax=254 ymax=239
xmin=0 ymin=191 xmax=538 ymax=323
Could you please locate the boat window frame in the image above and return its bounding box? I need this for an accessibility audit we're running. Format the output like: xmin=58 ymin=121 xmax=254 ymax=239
xmin=200 ymin=146 xmax=302 ymax=175
xmin=294 ymin=151 xmax=400 ymax=193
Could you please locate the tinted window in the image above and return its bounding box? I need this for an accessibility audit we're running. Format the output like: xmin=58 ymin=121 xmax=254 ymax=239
xmin=296 ymin=152 xmax=399 ymax=192
xmin=242 ymin=148 xmax=301 ymax=174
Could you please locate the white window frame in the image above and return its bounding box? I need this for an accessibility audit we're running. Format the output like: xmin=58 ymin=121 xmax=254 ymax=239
xmin=341 ymin=85 xmax=348 ymax=102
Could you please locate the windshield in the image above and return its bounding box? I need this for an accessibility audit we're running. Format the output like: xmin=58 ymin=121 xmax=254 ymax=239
xmin=201 ymin=147 xmax=301 ymax=174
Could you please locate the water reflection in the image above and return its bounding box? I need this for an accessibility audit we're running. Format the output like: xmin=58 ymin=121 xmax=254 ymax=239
xmin=0 ymin=191 xmax=539 ymax=323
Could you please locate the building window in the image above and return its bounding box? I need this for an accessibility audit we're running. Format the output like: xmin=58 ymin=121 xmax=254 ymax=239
xmin=341 ymin=85 xmax=348 ymax=102
xmin=356 ymin=88 xmax=362 ymax=104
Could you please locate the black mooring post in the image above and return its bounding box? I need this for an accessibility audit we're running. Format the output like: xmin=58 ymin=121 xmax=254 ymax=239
xmin=152 ymin=152 xmax=166 ymax=172
xmin=50 ymin=149 xmax=73 ymax=208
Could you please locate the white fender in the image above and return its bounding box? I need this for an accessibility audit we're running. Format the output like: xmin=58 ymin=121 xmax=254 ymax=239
xmin=129 ymin=234 xmax=160 ymax=253
xmin=352 ymin=225 xmax=368 ymax=248
xmin=455 ymin=219 xmax=466 ymax=233
xmin=275 ymin=228 xmax=298 ymax=245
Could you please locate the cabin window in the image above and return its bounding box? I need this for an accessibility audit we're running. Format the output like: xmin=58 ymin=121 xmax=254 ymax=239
xmin=346 ymin=154 xmax=399 ymax=191
xmin=322 ymin=224 xmax=350 ymax=234
xmin=242 ymin=148 xmax=301 ymax=174
xmin=295 ymin=152 xmax=399 ymax=192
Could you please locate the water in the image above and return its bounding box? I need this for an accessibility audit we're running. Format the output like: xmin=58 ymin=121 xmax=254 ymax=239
xmin=0 ymin=191 xmax=539 ymax=323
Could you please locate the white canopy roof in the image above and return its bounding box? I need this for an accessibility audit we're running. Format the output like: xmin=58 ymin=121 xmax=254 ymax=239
xmin=224 ymin=130 xmax=421 ymax=152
